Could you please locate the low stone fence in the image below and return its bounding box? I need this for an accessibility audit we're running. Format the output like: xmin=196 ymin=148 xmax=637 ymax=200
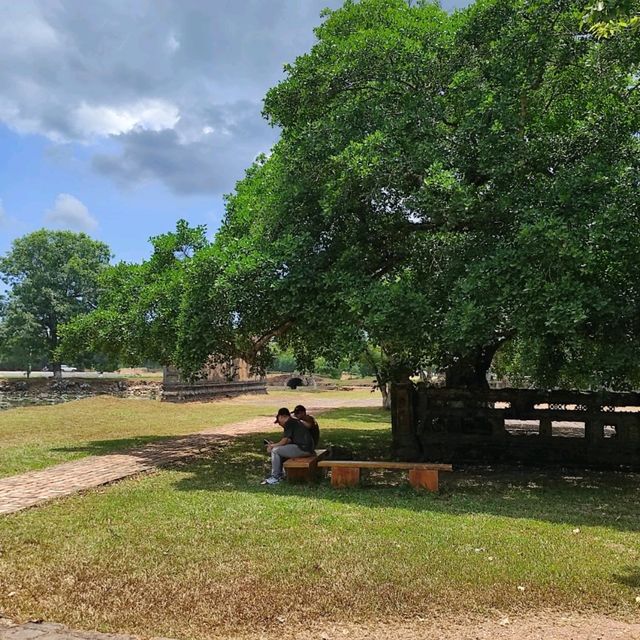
xmin=0 ymin=378 xmax=161 ymax=410
xmin=161 ymin=379 xmax=267 ymax=402
xmin=391 ymin=384 xmax=640 ymax=469
xmin=0 ymin=375 xmax=270 ymax=409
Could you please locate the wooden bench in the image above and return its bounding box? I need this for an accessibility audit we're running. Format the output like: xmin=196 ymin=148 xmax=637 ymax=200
xmin=283 ymin=449 xmax=329 ymax=482
xmin=317 ymin=460 xmax=453 ymax=491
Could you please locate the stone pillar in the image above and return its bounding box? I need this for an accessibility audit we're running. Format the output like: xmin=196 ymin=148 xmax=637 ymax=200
xmin=539 ymin=417 xmax=552 ymax=439
xmin=391 ymin=382 xmax=421 ymax=461
xmin=585 ymin=418 xmax=604 ymax=444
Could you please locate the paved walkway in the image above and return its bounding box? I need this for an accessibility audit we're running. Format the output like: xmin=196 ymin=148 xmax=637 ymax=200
xmin=0 ymin=400 xmax=379 ymax=516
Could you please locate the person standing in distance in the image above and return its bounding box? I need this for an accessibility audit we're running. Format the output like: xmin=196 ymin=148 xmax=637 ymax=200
xmin=262 ymin=408 xmax=314 ymax=485
xmin=293 ymin=404 xmax=320 ymax=449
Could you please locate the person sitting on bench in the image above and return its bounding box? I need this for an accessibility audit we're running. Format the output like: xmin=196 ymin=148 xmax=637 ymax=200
xmin=261 ymin=408 xmax=314 ymax=485
xmin=293 ymin=404 xmax=320 ymax=448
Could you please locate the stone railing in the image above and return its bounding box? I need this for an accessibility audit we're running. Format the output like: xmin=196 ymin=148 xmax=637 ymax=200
xmin=161 ymin=379 xmax=267 ymax=402
xmin=391 ymin=384 xmax=640 ymax=468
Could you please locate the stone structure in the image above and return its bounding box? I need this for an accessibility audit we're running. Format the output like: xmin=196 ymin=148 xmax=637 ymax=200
xmin=162 ymin=358 xmax=266 ymax=402
xmin=392 ymin=383 xmax=640 ymax=469
xmin=0 ymin=378 xmax=160 ymax=410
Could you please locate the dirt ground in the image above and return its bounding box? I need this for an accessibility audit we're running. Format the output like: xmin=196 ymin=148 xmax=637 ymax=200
xmin=234 ymin=613 xmax=640 ymax=640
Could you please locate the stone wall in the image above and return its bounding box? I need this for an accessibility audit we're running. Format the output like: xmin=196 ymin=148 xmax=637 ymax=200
xmin=162 ymin=363 xmax=266 ymax=402
xmin=0 ymin=378 xmax=161 ymax=410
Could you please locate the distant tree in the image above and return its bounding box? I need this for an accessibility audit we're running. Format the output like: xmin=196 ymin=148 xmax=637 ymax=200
xmin=0 ymin=230 xmax=111 ymax=377
xmin=60 ymin=221 xmax=209 ymax=370
xmin=269 ymin=345 xmax=298 ymax=373
xmin=0 ymin=296 xmax=48 ymax=376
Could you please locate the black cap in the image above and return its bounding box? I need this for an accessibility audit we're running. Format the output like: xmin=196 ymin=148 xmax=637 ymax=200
xmin=274 ymin=407 xmax=290 ymax=423
xmin=293 ymin=405 xmax=306 ymax=414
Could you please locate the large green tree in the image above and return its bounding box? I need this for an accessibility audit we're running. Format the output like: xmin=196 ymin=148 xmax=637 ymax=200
xmin=255 ymin=0 xmax=640 ymax=389
xmin=65 ymin=0 xmax=640 ymax=395
xmin=583 ymin=0 xmax=640 ymax=36
xmin=0 ymin=230 xmax=111 ymax=377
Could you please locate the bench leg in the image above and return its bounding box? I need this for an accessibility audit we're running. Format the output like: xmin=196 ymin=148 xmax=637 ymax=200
xmin=286 ymin=461 xmax=318 ymax=483
xmin=408 ymin=469 xmax=439 ymax=492
xmin=286 ymin=467 xmax=311 ymax=482
xmin=331 ymin=467 xmax=360 ymax=488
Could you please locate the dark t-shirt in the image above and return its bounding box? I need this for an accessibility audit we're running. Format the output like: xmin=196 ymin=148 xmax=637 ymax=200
xmin=283 ymin=417 xmax=315 ymax=453
xmin=301 ymin=415 xmax=320 ymax=448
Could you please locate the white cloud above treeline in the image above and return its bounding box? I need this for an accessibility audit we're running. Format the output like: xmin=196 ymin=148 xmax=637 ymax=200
xmin=0 ymin=0 xmax=468 ymax=196
xmin=44 ymin=194 xmax=98 ymax=232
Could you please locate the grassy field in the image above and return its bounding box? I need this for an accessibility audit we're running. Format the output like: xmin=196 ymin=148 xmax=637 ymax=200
xmin=0 ymin=407 xmax=638 ymax=639
xmin=0 ymin=389 xmax=374 ymax=477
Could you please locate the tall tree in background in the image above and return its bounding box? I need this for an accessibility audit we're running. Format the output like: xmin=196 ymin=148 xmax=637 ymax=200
xmin=60 ymin=221 xmax=208 ymax=370
xmin=0 ymin=230 xmax=111 ymax=377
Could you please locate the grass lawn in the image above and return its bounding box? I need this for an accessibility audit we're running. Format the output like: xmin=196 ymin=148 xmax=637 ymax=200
xmin=0 ymin=389 xmax=374 ymax=478
xmin=0 ymin=407 xmax=638 ymax=639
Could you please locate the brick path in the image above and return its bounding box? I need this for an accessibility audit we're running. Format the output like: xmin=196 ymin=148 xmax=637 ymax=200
xmin=0 ymin=400 xmax=379 ymax=516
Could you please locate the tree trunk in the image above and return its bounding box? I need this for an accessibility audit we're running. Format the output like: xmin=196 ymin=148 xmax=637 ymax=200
xmin=362 ymin=345 xmax=392 ymax=410
xmin=50 ymin=323 xmax=62 ymax=379
xmin=378 ymin=378 xmax=391 ymax=410
xmin=441 ymin=342 xmax=505 ymax=440
xmin=444 ymin=343 xmax=502 ymax=390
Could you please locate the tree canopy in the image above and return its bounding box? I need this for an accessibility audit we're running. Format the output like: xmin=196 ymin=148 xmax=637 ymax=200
xmin=0 ymin=230 xmax=112 ymax=376
xmin=64 ymin=0 xmax=640 ymax=391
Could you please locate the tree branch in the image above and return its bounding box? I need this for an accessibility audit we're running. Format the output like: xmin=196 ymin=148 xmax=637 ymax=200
xmin=251 ymin=320 xmax=295 ymax=353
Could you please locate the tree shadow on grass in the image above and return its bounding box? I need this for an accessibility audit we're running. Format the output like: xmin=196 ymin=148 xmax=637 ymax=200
xmin=614 ymin=567 xmax=640 ymax=589
xmin=318 ymin=407 xmax=390 ymax=423
xmin=45 ymin=406 xmax=640 ymax=534
xmin=168 ymin=426 xmax=640 ymax=534
xmin=48 ymin=406 xmax=389 ymax=462
xmin=51 ymin=435 xmax=181 ymax=456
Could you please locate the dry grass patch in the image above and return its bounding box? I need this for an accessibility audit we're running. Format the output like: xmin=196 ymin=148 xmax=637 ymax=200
xmin=0 ymin=407 xmax=639 ymax=639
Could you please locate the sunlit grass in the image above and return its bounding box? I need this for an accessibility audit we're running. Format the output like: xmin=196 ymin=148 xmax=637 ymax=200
xmin=0 ymin=389 xmax=376 ymax=477
xmin=0 ymin=407 xmax=638 ymax=639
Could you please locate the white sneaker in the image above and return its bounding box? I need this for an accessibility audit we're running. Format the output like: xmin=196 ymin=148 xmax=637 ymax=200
xmin=261 ymin=476 xmax=282 ymax=485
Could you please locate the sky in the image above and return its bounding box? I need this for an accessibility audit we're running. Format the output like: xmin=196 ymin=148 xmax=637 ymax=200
xmin=0 ymin=0 xmax=469 ymax=264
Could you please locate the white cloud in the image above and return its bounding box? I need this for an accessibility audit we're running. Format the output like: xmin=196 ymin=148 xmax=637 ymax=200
xmin=92 ymin=100 xmax=278 ymax=194
xmin=44 ymin=194 xmax=98 ymax=232
xmin=0 ymin=1 xmax=60 ymax=56
xmin=0 ymin=0 xmax=470 ymax=194
xmin=0 ymin=1 xmax=344 ymax=146
xmin=0 ymin=199 xmax=7 ymax=227
xmin=74 ymin=100 xmax=180 ymax=138
xmin=167 ymin=32 xmax=180 ymax=53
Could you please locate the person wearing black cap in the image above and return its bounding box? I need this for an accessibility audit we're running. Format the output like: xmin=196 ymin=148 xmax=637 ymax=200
xmin=261 ymin=407 xmax=315 ymax=485
xmin=293 ymin=404 xmax=320 ymax=448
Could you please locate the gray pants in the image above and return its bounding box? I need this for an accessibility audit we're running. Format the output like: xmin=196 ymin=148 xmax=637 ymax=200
xmin=271 ymin=444 xmax=312 ymax=478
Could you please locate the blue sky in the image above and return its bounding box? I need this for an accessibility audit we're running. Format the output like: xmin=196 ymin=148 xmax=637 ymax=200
xmin=0 ymin=0 xmax=468 ymax=264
